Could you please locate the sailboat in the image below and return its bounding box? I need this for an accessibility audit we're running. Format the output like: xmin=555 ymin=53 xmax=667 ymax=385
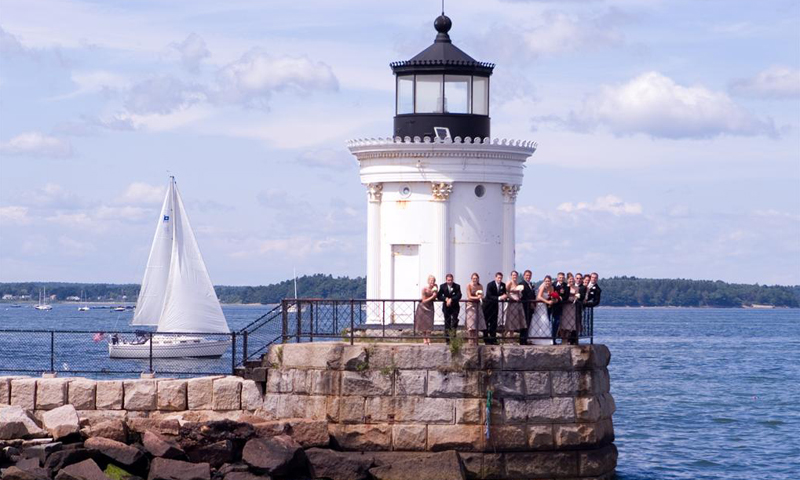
xmin=78 ymin=290 xmax=90 ymax=311
xmin=108 ymin=176 xmax=230 ymax=359
xmin=35 ymin=287 xmax=53 ymax=311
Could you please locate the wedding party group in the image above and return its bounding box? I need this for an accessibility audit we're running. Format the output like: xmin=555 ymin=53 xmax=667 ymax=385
xmin=413 ymin=270 xmax=602 ymax=346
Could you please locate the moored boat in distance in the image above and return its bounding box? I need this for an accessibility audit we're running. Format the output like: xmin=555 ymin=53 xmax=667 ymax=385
xmin=108 ymin=176 xmax=231 ymax=359
xmin=78 ymin=290 xmax=90 ymax=311
xmin=34 ymin=287 xmax=53 ymax=311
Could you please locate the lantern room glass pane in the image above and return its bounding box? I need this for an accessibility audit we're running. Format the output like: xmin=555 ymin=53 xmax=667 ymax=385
xmin=415 ymin=75 xmax=443 ymax=113
xmin=444 ymin=75 xmax=470 ymax=113
xmin=472 ymin=76 xmax=489 ymax=115
xmin=397 ymin=75 xmax=414 ymax=114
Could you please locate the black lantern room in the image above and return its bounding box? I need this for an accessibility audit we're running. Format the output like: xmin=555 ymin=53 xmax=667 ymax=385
xmin=391 ymin=14 xmax=494 ymax=140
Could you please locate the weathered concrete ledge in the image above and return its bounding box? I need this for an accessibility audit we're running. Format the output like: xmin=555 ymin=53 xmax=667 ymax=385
xmin=1 ymin=343 xmax=617 ymax=479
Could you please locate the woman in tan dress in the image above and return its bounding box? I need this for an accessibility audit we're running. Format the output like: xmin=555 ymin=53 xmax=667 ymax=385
xmin=504 ymin=270 xmax=527 ymax=340
xmin=558 ymin=274 xmax=578 ymax=344
xmin=414 ymin=275 xmax=438 ymax=345
xmin=465 ymin=273 xmax=486 ymax=346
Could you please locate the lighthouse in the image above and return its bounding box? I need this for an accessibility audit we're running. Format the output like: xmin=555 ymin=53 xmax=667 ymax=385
xmin=348 ymin=13 xmax=536 ymax=306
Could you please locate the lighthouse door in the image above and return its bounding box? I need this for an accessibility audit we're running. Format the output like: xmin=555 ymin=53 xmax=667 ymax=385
xmin=391 ymin=244 xmax=419 ymax=323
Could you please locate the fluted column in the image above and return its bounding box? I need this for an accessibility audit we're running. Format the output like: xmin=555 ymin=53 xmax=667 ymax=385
xmin=366 ymin=183 xmax=383 ymax=300
xmin=502 ymin=184 xmax=520 ymax=276
xmin=431 ymin=182 xmax=453 ymax=285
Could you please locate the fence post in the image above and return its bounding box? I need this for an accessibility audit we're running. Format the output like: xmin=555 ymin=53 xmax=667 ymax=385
xmin=381 ymin=300 xmax=386 ymax=340
xmin=349 ymin=300 xmax=354 ymax=346
xmin=50 ymin=331 xmax=55 ymax=373
xmin=296 ymin=300 xmax=302 ymax=343
xmin=309 ymin=302 xmax=314 ymax=343
xmin=149 ymin=332 xmax=153 ymax=374
xmin=242 ymin=331 xmax=248 ymax=363
xmin=231 ymin=332 xmax=237 ymax=374
xmin=281 ymin=300 xmax=288 ymax=344
xmin=590 ymin=308 xmax=594 ymax=345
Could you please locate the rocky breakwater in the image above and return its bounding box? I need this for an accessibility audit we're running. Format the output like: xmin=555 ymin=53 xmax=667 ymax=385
xmin=0 ymin=343 xmax=616 ymax=480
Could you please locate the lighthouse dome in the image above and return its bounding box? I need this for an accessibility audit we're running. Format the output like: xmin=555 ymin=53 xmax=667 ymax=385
xmin=391 ymin=14 xmax=494 ymax=140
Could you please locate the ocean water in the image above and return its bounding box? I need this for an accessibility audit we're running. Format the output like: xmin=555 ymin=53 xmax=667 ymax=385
xmin=1 ymin=305 xmax=798 ymax=478
xmin=595 ymin=308 xmax=800 ymax=480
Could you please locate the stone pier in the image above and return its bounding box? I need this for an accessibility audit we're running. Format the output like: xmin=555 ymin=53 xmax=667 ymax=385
xmin=1 ymin=343 xmax=616 ymax=479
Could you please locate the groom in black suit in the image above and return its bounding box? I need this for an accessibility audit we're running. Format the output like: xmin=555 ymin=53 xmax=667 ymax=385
xmin=551 ymin=272 xmax=570 ymax=344
xmin=437 ymin=274 xmax=462 ymax=344
xmin=519 ymin=269 xmax=535 ymax=345
xmin=482 ymin=272 xmax=507 ymax=345
xmin=584 ymin=272 xmax=602 ymax=307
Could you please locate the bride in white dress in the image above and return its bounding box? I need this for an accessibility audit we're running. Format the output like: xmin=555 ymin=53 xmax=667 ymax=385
xmin=528 ymin=275 xmax=554 ymax=345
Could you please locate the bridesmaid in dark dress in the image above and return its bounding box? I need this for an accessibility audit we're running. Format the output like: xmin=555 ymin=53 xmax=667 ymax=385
xmin=414 ymin=275 xmax=438 ymax=345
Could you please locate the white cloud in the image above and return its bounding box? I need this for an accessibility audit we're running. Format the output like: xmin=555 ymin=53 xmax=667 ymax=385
xmin=0 ymin=206 xmax=30 ymax=225
xmin=119 ymin=182 xmax=165 ymax=205
xmin=170 ymin=33 xmax=211 ymax=73
xmin=0 ymin=25 xmax=26 ymax=55
xmin=522 ymin=10 xmax=625 ymax=57
xmin=296 ymin=148 xmax=354 ymax=170
xmin=124 ymin=76 xmax=206 ymax=115
xmin=566 ymin=72 xmax=777 ymax=139
xmin=0 ymin=132 xmax=73 ymax=157
xmin=730 ymin=66 xmax=800 ymax=99
xmin=58 ymin=236 xmax=95 ymax=255
xmin=214 ymin=49 xmax=338 ymax=109
xmin=20 ymin=183 xmax=85 ymax=209
xmin=51 ymin=70 xmax=131 ymax=100
xmin=557 ymin=195 xmax=643 ymax=216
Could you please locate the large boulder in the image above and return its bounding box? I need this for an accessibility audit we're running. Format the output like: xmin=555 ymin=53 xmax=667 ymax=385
xmin=185 ymin=440 xmax=234 ymax=469
xmin=44 ymin=448 xmax=93 ymax=473
xmin=0 ymin=466 xmax=50 ymax=480
xmin=84 ymin=437 xmax=145 ymax=469
xmin=306 ymin=448 xmax=374 ymax=480
xmin=0 ymin=406 xmax=46 ymax=440
xmin=21 ymin=441 xmax=62 ymax=465
xmin=368 ymin=451 xmax=465 ymax=480
xmin=147 ymin=458 xmax=210 ymax=480
xmin=241 ymin=435 xmax=305 ymax=476
xmin=54 ymin=458 xmax=111 ymax=480
xmin=178 ymin=420 xmax=254 ymax=454
xmin=142 ymin=431 xmax=185 ymax=460
xmin=41 ymin=405 xmax=81 ymax=440
xmin=84 ymin=420 xmax=128 ymax=443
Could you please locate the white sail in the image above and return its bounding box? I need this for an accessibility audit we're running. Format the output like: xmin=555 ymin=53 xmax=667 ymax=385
xmin=157 ymin=181 xmax=229 ymax=334
xmin=132 ymin=180 xmax=175 ymax=326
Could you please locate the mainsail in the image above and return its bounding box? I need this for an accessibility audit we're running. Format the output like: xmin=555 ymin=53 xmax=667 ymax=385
xmin=158 ymin=179 xmax=229 ymax=334
xmin=132 ymin=177 xmax=229 ymax=334
xmin=131 ymin=180 xmax=175 ymax=326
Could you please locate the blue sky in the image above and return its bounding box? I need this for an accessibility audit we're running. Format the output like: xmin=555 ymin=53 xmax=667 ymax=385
xmin=0 ymin=0 xmax=798 ymax=286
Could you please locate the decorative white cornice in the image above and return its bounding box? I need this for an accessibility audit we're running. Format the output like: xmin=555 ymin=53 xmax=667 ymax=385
xmin=366 ymin=183 xmax=383 ymax=202
xmin=347 ymin=136 xmax=537 ymax=148
xmin=348 ymin=136 xmax=537 ymax=186
xmin=431 ymin=182 xmax=453 ymax=201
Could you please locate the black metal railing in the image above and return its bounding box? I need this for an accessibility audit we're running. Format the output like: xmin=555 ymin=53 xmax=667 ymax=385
xmin=0 ymin=304 xmax=284 ymax=378
xmin=280 ymin=298 xmax=593 ymax=345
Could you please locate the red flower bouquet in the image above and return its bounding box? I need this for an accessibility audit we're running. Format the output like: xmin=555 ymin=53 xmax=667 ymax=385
xmin=549 ymin=290 xmax=561 ymax=301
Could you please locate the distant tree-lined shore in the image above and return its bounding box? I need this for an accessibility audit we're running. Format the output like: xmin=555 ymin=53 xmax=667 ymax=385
xmin=0 ymin=274 xmax=797 ymax=308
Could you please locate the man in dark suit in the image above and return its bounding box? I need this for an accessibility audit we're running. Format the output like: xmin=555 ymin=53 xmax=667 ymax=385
xmin=437 ymin=274 xmax=462 ymax=344
xmin=573 ymin=273 xmax=587 ymax=345
xmin=519 ymin=270 xmax=535 ymax=345
xmin=551 ymin=272 xmax=570 ymax=344
xmin=584 ymin=272 xmax=602 ymax=307
xmin=482 ymin=272 xmax=507 ymax=345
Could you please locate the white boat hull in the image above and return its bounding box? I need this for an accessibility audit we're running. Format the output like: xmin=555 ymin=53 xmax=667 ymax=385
xmin=108 ymin=336 xmax=230 ymax=359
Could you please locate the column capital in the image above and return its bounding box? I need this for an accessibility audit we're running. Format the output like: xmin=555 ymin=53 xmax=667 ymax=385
xmin=431 ymin=182 xmax=453 ymax=201
xmin=366 ymin=183 xmax=383 ymax=202
xmin=502 ymin=184 xmax=521 ymax=203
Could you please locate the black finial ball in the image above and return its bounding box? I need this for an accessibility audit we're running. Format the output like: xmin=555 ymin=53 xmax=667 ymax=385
xmin=434 ymin=14 xmax=452 ymax=34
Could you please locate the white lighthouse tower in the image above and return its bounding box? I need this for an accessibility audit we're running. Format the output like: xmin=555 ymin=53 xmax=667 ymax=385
xmin=348 ymin=13 xmax=536 ymax=305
